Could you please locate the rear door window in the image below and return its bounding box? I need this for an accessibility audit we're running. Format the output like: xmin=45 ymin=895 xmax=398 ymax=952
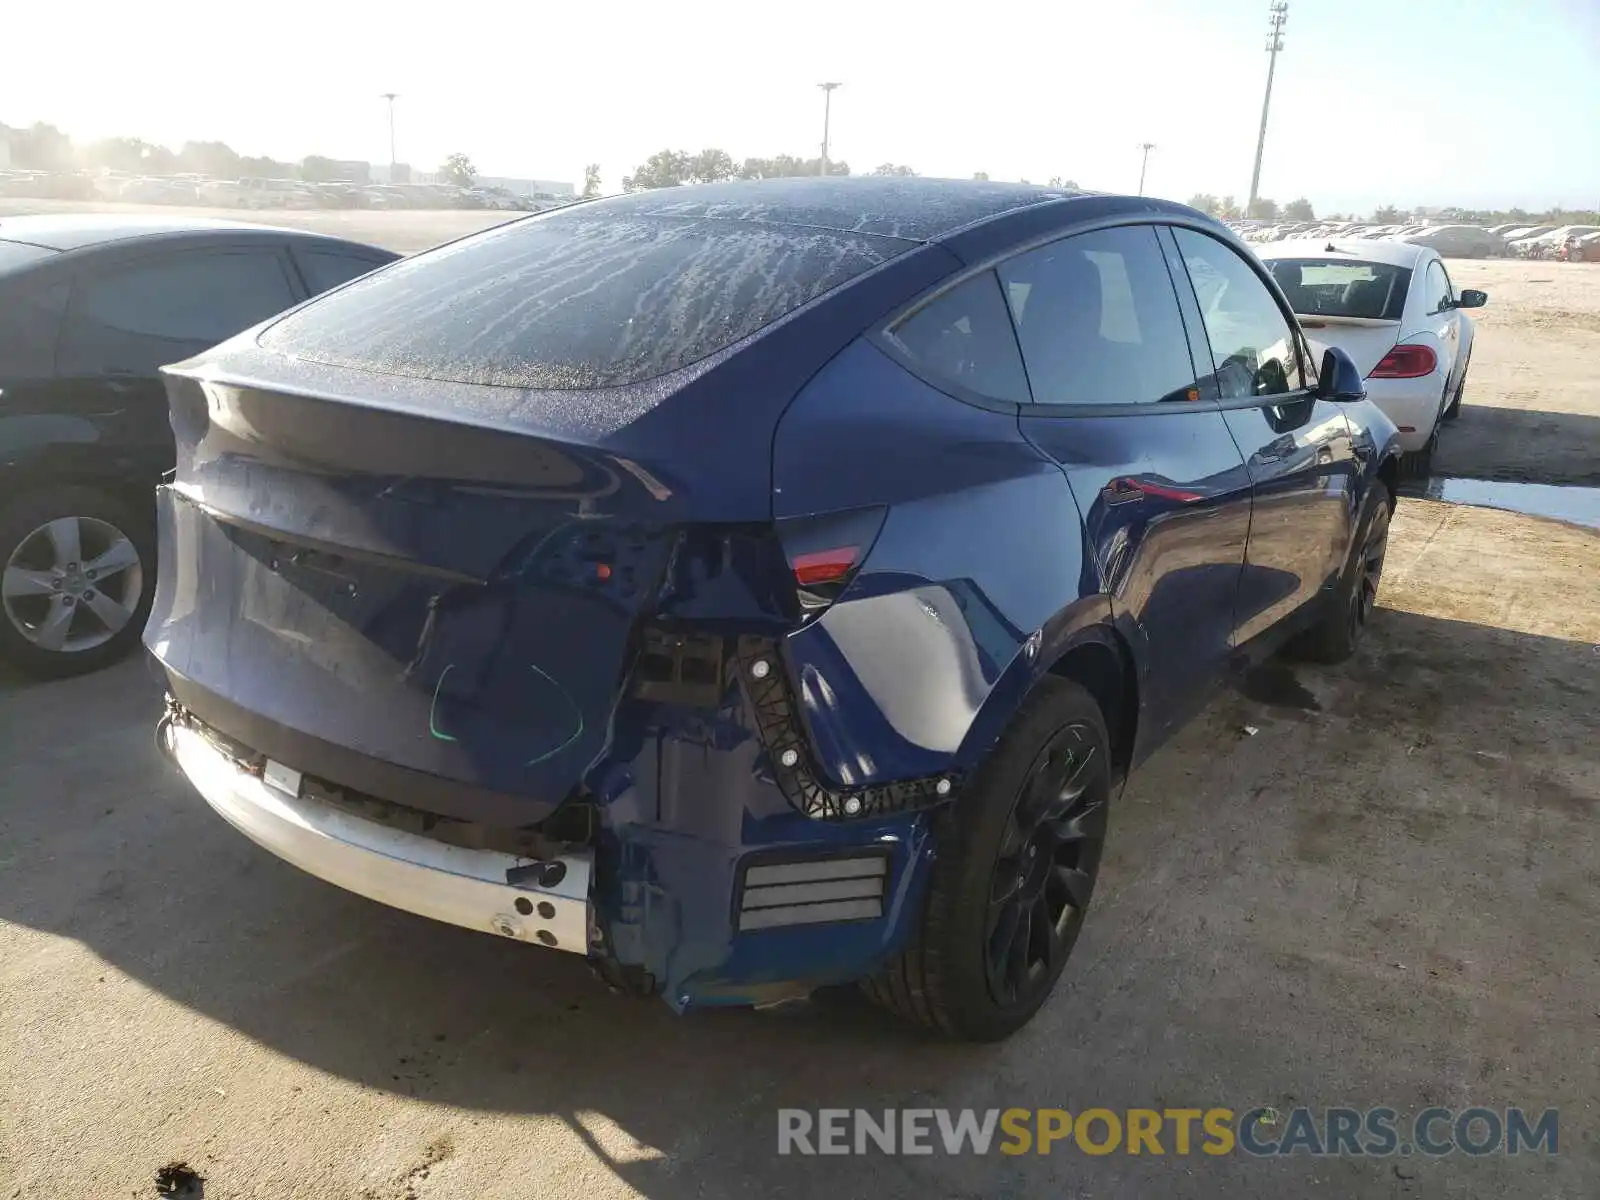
xmin=886 ymin=271 xmax=1030 ymax=403
xmin=1171 ymin=229 xmax=1305 ymax=399
xmin=294 ymin=247 xmax=391 ymax=295
xmin=261 ymin=212 xmax=911 ymax=390
xmin=997 ymin=224 xmax=1196 ymax=406
xmin=61 ymin=249 xmax=300 ymax=374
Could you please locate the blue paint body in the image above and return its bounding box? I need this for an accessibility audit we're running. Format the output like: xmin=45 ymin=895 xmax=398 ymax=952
xmin=145 ymin=180 xmax=1400 ymax=1009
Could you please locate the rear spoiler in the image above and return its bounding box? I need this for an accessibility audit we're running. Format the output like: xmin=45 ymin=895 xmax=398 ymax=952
xmin=1297 ymin=316 xmax=1400 ymax=330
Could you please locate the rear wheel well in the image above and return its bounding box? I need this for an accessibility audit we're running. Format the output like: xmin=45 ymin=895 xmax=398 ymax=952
xmin=0 ymin=468 xmax=155 ymax=535
xmin=1376 ymin=456 xmax=1401 ymax=507
xmin=1047 ymin=638 xmax=1138 ymax=780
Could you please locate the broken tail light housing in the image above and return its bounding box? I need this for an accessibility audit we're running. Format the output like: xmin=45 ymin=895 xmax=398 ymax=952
xmin=791 ymin=546 xmax=861 ymax=588
xmin=776 ymin=505 xmax=887 ymax=617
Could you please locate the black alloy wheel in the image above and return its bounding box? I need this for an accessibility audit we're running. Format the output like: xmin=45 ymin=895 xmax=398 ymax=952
xmin=985 ymin=723 xmax=1107 ymax=1007
xmin=1290 ymin=481 xmax=1392 ymax=665
xmin=1347 ymin=497 xmax=1391 ymax=641
xmin=864 ymin=675 xmax=1113 ymax=1041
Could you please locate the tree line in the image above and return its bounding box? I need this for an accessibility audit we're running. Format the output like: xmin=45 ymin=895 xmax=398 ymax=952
xmin=622 ymin=149 xmax=861 ymax=189
xmin=4 ymin=120 xmax=324 ymax=182
xmin=618 ymin=149 xmax=1085 ymax=191
xmin=1186 ymin=195 xmax=1315 ymax=221
xmin=8 ymin=119 xmax=1593 ymax=221
xmin=3 ymin=119 xmax=492 ymax=189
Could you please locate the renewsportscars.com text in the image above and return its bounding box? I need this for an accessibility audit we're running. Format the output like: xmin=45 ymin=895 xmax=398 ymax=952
xmin=777 ymin=1107 xmax=1558 ymax=1158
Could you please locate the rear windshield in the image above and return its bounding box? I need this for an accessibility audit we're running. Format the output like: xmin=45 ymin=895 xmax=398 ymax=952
xmin=0 ymin=239 xmax=59 ymax=275
xmin=1265 ymin=259 xmax=1410 ymax=320
xmin=260 ymin=210 xmax=908 ymax=389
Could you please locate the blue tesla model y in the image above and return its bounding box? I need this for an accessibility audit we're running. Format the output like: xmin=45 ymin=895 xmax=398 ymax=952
xmin=148 ymin=178 xmax=1400 ymax=1040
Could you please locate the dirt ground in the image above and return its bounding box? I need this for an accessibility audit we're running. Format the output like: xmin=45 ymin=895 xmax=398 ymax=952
xmin=1 ymin=211 xmax=1597 ymax=1199
xmin=1432 ymin=259 xmax=1600 ymax=487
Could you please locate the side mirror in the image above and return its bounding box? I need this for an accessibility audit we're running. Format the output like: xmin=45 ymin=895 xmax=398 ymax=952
xmin=1316 ymin=346 xmax=1366 ymax=403
xmin=1456 ymin=289 xmax=1487 ymax=309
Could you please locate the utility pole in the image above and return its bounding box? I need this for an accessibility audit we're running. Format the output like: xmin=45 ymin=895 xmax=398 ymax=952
xmin=380 ymin=93 xmax=398 ymax=180
xmin=1137 ymin=142 xmax=1156 ymax=195
xmin=1247 ymin=2 xmax=1287 ymax=217
xmin=818 ymin=82 xmax=842 ymax=176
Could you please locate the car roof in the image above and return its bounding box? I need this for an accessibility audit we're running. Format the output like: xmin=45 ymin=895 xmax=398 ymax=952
xmin=1256 ymin=238 xmax=1433 ymax=266
xmin=576 ymin=176 xmax=1088 ymax=242
xmin=0 ymin=213 xmax=334 ymax=253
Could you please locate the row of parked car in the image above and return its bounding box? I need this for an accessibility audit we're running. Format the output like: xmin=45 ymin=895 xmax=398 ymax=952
xmin=1233 ymin=217 xmax=1600 ymax=261
xmin=0 ymin=168 xmax=562 ymax=212
xmin=189 ymin=177 xmax=550 ymax=212
xmin=0 ymin=169 xmax=97 ymax=200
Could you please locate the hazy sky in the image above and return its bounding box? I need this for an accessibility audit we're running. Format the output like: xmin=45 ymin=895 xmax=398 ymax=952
xmin=6 ymin=0 xmax=1597 ymax=211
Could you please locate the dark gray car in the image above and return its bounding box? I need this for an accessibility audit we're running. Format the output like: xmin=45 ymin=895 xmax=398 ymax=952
xmin=1401 ymin=225 xmax=1503 ymax=258
xmin=0 ymin=215 xmax=398 ymax=678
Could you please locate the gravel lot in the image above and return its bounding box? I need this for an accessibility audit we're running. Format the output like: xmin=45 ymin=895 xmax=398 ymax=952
xmin=1431 ymin=258 xmax=1600 ymax=487
xmin=2 ymin=208 xmax=1597 ymax=1199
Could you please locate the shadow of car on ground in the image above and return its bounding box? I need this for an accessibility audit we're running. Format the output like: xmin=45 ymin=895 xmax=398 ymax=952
xmin=1435 ymin=404 xmax=1600 ymax=488
xmin=2 ymin=603 xmax=1596 ymax=1197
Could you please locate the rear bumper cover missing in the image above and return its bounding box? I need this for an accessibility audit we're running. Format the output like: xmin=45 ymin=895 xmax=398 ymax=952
xmin=163 ymin=694 xmax=939 ymax=1011
xmin=170 ymin=725 xmax=592 ymax=953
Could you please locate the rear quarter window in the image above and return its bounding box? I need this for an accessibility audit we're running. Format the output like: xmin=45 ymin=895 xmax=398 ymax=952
xmin=886 ymin=270 xmax=1030 ymax=403
xmin=261 ymin=211 xmax=909 ymax=390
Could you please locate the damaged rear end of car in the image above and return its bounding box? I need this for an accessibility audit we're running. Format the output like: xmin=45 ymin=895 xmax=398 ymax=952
xmin=146 ymin=198 xmax=969 ymax=1009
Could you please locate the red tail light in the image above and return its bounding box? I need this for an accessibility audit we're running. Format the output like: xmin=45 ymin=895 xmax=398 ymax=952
xmin=1368 ymin=344 xmax=1437 ymax=379
xmin=791 ymin=546 xmax=860 ymax=587
xmin=1136 ymin=481 xmax=1205 ymax=504
xmin=776 ymin=505 xmax=887 ymax=617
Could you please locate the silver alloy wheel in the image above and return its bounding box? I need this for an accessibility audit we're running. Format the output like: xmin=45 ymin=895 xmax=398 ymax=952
xmin=1 ymin=516 xmax=143 ymax=653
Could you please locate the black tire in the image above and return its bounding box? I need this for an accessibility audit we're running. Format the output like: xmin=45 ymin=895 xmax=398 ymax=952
xmin=1401 ymin=417 xmax=1440 ymax=479
xmin=1288 ymin=482 xmax=1392 ymax=665
xmin=0 ymin=484 xmax=155 ymax=679
xmin=862 ymin=676 xmax=1111 ymax=1041
xmin=1442 ymin=353 xmax=1469 ymax=420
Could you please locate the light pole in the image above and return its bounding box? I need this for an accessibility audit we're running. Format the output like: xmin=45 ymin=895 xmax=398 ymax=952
xmin=1247 ymin=2 xmax=1287 ymax=217
xmin=380 ymin=92 xmax=398 ymax=180
xmin=818 ymin=82 xmax=842 ymax=176
xmin=1137 ymin=142 xmax=1156 ymax=195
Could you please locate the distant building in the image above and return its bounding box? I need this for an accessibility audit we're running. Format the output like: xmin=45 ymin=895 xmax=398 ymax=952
xmin=369 ymin=163 xmax=414 ymax=185
xmin=330 ymin=159 xmax=371 ymax=185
